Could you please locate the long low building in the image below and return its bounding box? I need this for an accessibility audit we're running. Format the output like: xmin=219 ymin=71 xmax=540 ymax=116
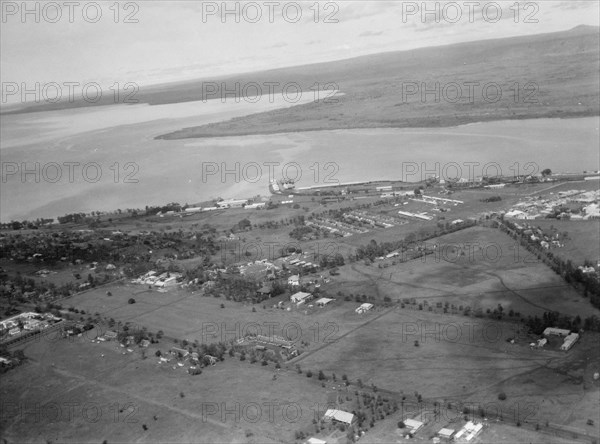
xmin=543 ymin=327 xmax=570 ymax=337
xmin=315 ymin=297 xmax=334 ymax=307
xmin=216 ymin=199 xmax=248 ymax=208
xmin=291 ymin=292 xmax=312 ymax=305
xmin=323 ymin=409 xmax=355 ymax=425
xmin=560 ymin=333 xmax=579 ymax=351
xmin=356 ymin=303 xmax=374 ymax=314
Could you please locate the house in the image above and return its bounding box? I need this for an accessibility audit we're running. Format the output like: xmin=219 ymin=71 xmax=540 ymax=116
xmin=245 ymin=202 xmax=266 ymax=209
xmin=543 ymin=327 xmax=570 ymax=337
xmin=8 ymin=327 xmax=20 ymax=336
xmin=139 ymin=339 xmax=150 ymax=348
xmin=323 ymin=409 xmax=355 ymax=425
xmin=437 ymin=428 xmax=455 ymax=440
xmin=454 ymin=421 xmax=482 ymax=441
xmin=505 ymin=210 xmax=527 ymax=219
xmin=171 ymin=347 xmax=189 ymax=358
xmin=315 ymin=298 xmax=334 ymax=307
xmin=355 ymin=303 xmax=374 ymax=314
xmin=257 ymin=284 xmax=273 ymax=298
xmin=288 ymin=275 xmax=300 ymax=286
xmin=105 ymin=330 xmax=118 ymax=340
xmin=205 ymin=355 xmax=218 ymax=365
xmin=560 ymin=333 xmax=579 ymax=351
xmin=404 ymin=418 xmax=423 ymax=434
xmin=537 ymin=338 xmax=547 ymax=347
xmin=216 ymin=199 xmax=248 ymax=208
xmin=304 ymin=438 xmax=327 ymax=444
xmin=290 ymin=292 xmax=312 ymax=305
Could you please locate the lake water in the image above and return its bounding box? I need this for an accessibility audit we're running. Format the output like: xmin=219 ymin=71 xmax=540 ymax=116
xmin=1 ymin=98 xmax=598 ymax=221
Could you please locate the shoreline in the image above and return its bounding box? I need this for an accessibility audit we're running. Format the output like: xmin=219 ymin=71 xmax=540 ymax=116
xmin=154 ymin=109 xmax=599 ymax=140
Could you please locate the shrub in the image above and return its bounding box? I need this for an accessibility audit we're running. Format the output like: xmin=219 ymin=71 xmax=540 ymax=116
xmin=498 ymin=392 xmax=507 ymax=401
xmin=128 ymin=298 xmax=136 ymax=304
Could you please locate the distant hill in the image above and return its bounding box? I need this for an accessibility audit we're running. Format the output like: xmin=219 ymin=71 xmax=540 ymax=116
xmin=5 ymin=26 xmax=599 ymax=138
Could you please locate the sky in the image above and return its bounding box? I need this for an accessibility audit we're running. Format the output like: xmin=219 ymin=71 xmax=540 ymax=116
xmin=1 ymin=1 xmax=599 ymax=103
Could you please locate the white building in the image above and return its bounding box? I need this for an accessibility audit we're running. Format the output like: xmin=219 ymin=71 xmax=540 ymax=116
xmin=216 ymin=199 xmax=248 ymax=208
xmin=437 ymin=428 xmax=454 ymax=439
xmin=455 ymin=421 xmax=483 ymax=441
xmin=291 ymin=292 xmax=312 ymax=305
xmin=288 ymin=275 xmax=300 ymax=286
xmin=355 ymin=303 xmax=374 ymax=314
xmin=323 ymin=409 xmax=355 ymax=425
xmin=404 ymin=418 xmax=424 ymax=434
xmin=315 ymin=298 xmax=334 ymax=307
xmin=560 ymin=333 xmax=579 ymax=351
xmin=245 ymin=202 xmax=266 ymax=209
xmin=543 ymin=327 xmax=570 ymax=337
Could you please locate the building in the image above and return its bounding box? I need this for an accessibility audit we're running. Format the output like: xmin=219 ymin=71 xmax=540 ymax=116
xmin=505 ymin=209 xmax=527 ymax=219
xmin=245 ymin=202 xmax=266 ymax=209
xmin=543 ymin=327 xmax=570 ymax=337
xmin=404 ymin=418 xmax=424 ymax=434
xmin=304 ymin=438 xmax=327 ymax=444
xmin=355 ymin=303 xmax=374 ymax=314
xmin=537 ymin=338 xmax=547 ymax=347
xmin=560 ymin=333 xmax=579 ymax=351
xmin=315 ymin=298 xmax=334 ymax=307
xmin=323 ymin=409 xmax=355 ymax=425
xmin=171 ymin=347 xmax=189 ymax=358
xmin=256 ymin=284 xmax=273 ymax=298
xmin=455 ymin=421 xmax=483 ymax=441
xmin=437 ymin=428 xmax=455 ymax=440
xmin=216 ymin=199 xmax=248 ymax=208
xmin=288 ymin=275 xmax=300 ymax=286
xmin=291 ymin=292 xmax=312 ymax=305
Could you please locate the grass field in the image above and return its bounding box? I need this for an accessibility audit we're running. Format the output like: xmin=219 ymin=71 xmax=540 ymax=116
xmin=339 ymin=226 xmax=600 ymax=319
xmin=0 ymin=329 xmax=336 ymax=443
xmin=66 ymin=283 xmax=369 ymax=349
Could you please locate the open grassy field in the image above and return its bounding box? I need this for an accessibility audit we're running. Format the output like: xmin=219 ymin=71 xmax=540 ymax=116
xmin=532 ymin=219 xmax=600 ymax=266
xmin=339 ymin=225 xmax=600 ymax=319
xmin=0 ymin=329 xmax=337 ymax=443
xmin=65 ymin=283 xmax=369 ymax=349
xmin=295 ymin=307 xmax=600 ymax=434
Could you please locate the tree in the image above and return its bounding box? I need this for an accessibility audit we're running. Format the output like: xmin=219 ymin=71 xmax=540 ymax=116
xmin=398 ymin=421 xmax=405 ymax=429
xmin=541 ymin=168 xmax=552 ymax=177
xmin=128 ymin=298 xmax=136 ymax=304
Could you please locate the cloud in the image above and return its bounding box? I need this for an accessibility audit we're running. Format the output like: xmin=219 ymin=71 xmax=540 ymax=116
xmin=554 ymin=1 xmax=594 ymax=10
xmin=269 ymin=42 xmax=288 ymax=49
